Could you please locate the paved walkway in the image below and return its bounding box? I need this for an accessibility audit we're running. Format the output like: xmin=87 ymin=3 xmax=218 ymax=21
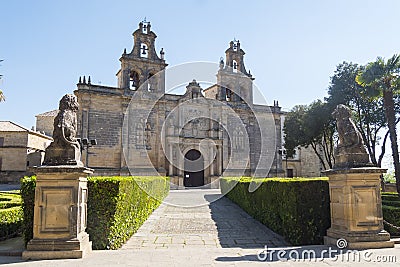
xmin=1 ymin=189 xmax=400 ymax=266
xmin=121 ymin=189 xmax=288 ymax=250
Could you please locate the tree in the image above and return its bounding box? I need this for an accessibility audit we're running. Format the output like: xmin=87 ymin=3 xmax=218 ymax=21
xmin=326 ymin=62 xmax=394 ymax=167
xmin=284 ymin=100 xmax=336 ymax=170
xmin=356 ymin=55 xmax=400 ymax=194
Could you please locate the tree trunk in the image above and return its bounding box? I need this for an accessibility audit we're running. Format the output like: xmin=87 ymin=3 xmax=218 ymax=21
xmin=382 ymin=89 xmax=400 ymax=194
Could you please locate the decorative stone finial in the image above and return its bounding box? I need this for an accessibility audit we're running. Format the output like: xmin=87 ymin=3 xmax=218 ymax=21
xmin=83 ymin=76 xmax=86 ymax=84
xmin=43 ymin=94 xmax=83 ymax=166
xmin=88 ymin=76 xmax=91 ymax=84
xmin=332 ymin=104 xmax=371 ymax=168
xmin=160 ymin=48 xmax=164 ymax=60
xmin=78 ymin=76 xmax=82 ymax=84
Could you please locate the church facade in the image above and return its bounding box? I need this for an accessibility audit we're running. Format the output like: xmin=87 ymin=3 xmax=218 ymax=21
xmin=74 ymin=20 xmax=286 ymax=188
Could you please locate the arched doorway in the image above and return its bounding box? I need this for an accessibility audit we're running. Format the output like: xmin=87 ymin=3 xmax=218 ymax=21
xmin=184 ymin=149 xmax=204 ymax=187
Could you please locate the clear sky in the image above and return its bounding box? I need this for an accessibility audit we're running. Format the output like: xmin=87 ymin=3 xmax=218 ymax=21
xmin=1 ymin=0 xmax=400 ymax=129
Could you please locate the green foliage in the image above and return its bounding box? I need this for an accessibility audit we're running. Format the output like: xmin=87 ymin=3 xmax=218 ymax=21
xmin=20 ymin=176 xmax=36 ymax=245
xmin=382 ymin=192 xmax=400 ymax=201
xmin=383 ymin=171 xmax=396 ymax=183
xmin=21 ymin=176 xmax=169 ymax=249
xmin=326 ymin=62 xmax=390 ymax=167
xmin=0 ymin=192 xmax=23 ymax=240
xmin=356 ymin=55 xmax=400 ymax=194
xmin=382 ymin=192 xmax=400 ymax=236
xmin=283 ymin=100 xmax=336 ymax=170
xmin=221 ymin=177 xmax=331 ymax=245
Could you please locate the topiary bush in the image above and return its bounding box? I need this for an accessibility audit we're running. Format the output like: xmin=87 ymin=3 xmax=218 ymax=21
xmin=0 ymin=192 xmax=23 ymax=240
xmin=221 ymin=177 xmax=331 ymax=245
xmin=21 ymin=176 xmax=169 ymax=249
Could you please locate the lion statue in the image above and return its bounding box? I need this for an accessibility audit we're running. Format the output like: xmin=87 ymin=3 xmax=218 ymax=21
xmin=43 ymin=94 xmax=83 ymax=166
xmin=332 ymin=104 xmax=370 ymax=168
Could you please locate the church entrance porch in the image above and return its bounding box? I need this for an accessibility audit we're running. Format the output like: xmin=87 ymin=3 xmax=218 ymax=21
xmin=184 ymin=149 xmax=204 ymax=187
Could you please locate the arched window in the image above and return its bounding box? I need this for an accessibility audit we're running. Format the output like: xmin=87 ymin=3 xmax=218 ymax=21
xmin=130 ymin=71 xmax=140 ymax=90
xmin=232 ymin=60 xmax=238 ymax=73
xmin=226 ymin=88 xmax=232 ymax=101
xmin=140 ymin=43 xmax=148 ymax=58
xmin=142 ymin=23 xmax=148 ymax=34
xmin=147 ymin=73 xmax=157 ymax=91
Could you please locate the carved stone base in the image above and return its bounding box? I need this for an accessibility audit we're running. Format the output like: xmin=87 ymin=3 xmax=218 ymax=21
xmin=323 ymin=167 xmax=394 ymax=249
xmin=22 ymin=166 xmax=93 ymax=259
xmin=324 ymin=229 xmax=394 ymax=249
xmin=22 ymin=233 xmax=92 ymax=260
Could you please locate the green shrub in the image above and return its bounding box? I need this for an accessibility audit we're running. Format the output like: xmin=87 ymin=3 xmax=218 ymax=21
xmin=21 ymin=176 xmax=169 ymax=249
xmin=221 ymin=177 xmax=331 ymax=245
xmin=382 ymin=205 xmax=400 ymax=236
xmin=20 ymin=176 xmax=36 ymax=245
xmin=382 ymin=200 xmax=400 ymax=207
xmin=382 ymin=192 xmax=400 ymax=202
xmin=0 ymin=192 xmax=22 ymax=209
xmin=0 ymin=192 xmax=23 ymax=240
xmin=381 ymin=192 xmax=400 ymax=236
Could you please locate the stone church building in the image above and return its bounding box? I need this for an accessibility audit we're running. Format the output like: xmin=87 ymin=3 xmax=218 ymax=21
xmin=35 ymin=20 xmax=323 ymax=188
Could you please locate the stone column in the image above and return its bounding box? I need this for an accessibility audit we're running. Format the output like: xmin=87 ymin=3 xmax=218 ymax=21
xmin=324 ymin=167 xmax=394 ymax=249
xmin=169 ymin=143 xmax=173 ymax=175
xmin=22 ymin=166 xmax=93 ymax=260
xmin=210 ymin=146 xmax=214 ymax=177
xmin=218 ymin=145 xmax=223 ymax=175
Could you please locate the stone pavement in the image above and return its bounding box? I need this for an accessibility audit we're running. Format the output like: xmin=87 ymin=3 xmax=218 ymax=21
xmin=121 ymin=189 xmax=288 ymax=250
xmin=1 ymin=189 xmax=400 ymax=266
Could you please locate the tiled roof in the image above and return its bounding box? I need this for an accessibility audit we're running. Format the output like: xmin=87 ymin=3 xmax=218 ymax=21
xmin=0 ymin=121 xmax=53 ymax=140
xmin=36 ymin=109 xmax=59 ymax=117
xmin=0 ymin=121 xmax=30 ymax=132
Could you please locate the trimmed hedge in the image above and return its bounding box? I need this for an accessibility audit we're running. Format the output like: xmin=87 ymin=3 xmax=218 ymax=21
xmin=382 ymin=192 xmax=400 ymax=236
xmin=21 ymin=177 xmax=36 ymax=245
xmin=0 ymin=192 xmax=23 ymax=240
xmin=221 ymin=177 xmax=331 ymax=245
xmin=21 ymin=176 xmax=169 ymax=249
xmin=87 ymin=176 xmax=169 ymax=249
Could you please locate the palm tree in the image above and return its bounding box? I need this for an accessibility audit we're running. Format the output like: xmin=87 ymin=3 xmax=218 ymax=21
xmin=356 ymin=54 xmax=400 ymax=194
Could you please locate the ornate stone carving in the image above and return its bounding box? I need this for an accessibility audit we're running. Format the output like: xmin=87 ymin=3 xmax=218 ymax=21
xmin=332 ymin=104 xmax=371 ymax=168
xmin=43 ymin=94 xmax=83 ymax=166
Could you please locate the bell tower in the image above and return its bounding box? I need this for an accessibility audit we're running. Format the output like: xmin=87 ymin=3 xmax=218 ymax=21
xmin=117 ymin=20 xmax=167 ymax=93
xmin=216 ymin=40 xmax=254 ymax=104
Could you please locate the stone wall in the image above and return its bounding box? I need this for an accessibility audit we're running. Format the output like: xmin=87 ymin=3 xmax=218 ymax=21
xmin=0 ymin=131 xmax=52 ymax=174
xmin=36 ymin=115 xmax=55 ymax=137
xmin=28 ymin=133 xmax=52 ymax=151
xmin=285 ymin=146 xmax=323 ymax=177
xmin=0 ymin=147 xmax=28 ymax=171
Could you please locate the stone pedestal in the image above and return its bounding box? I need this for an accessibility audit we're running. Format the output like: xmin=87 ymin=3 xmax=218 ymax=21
xmin=324 ymin=167 xmax=394 ymax=249
xmin=22 ymin=166 xmax=93 ymax=260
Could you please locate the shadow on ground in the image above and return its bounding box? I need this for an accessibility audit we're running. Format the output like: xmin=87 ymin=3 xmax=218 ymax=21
xmin=204 ymin=194 xmax=289 ymax=249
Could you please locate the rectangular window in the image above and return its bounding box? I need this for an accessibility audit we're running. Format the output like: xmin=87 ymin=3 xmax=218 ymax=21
xmin=0 ymin=137 xmax=4 ymax=146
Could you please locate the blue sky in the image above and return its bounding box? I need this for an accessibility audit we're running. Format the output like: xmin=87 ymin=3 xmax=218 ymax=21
xmin=1 ymin=0 xmax=400 ymax=129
